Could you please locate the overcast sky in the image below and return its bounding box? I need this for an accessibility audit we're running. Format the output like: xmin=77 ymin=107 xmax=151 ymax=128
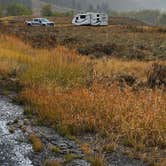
xmin=104 ymin=0 xmax=166 ymax=11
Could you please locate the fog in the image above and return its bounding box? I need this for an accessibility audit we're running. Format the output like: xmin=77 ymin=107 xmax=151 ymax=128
xmin=1 ymin=0 xmax=166 ymax=11
xmin=51 ymin=0 xmax=166 ymax=11
xmin=99 ymin=0 xmax=166 ymax=11
xmin=107 ymin=0 xmax=166 ymax=10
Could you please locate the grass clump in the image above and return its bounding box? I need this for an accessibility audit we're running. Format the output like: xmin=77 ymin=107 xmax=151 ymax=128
xmin=48 ymin=144 xmax=60 ymax=153
xmin=28 ymin=134 xmax=43 ymax=152
xmin=87 ymin=155 xmax=104 ymax=166
xmin=80 ymin=143 xmax=92 ymax=155
xmin=44 ymin=160 xmax=62 ymax=166
xmin=64 ymin=154 xmax=81 ymax=163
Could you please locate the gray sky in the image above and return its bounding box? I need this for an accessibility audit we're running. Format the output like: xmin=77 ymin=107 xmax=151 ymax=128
xmin=104 ymin=0 xmax=166 ymax=11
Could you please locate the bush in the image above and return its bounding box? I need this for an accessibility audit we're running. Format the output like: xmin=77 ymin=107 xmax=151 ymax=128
xmin=41 ymin=4 xmax=53 ymax=17
xmin=158 ymin=14 xmax=166 ymax=26
xmin=147 ymin=63 xmax=166 ymax=88
xmin=0 ymin=5 xmax=3 ymax=17
xmin=53 ymin=11 xmax=74 ymax=17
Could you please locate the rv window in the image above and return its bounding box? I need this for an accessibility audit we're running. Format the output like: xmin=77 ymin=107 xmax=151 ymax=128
xmin=80 ymin=15 xmax=86 ymax=19
xmin=76 ymin=17 xmax=79 ymax=20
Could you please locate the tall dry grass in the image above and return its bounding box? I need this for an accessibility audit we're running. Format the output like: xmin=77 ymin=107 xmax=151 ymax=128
xmin=94 ymin=58 xmax=166 ymax=81
xmin=21 ymin=84 xmax=166 ymax=147
xmin=19 ymin=47 xmax=91 ymax=87
xmin=0 ymin=35 xmax=165 ymax=164
xmin=0 ymin=35 xmax=91 ymax=87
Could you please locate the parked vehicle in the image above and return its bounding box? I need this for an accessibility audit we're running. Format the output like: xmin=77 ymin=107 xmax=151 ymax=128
xmin=72 ymin=12 xmax=108 ymax=26
xmin=25 ymin=18 xmax=54 ymax=26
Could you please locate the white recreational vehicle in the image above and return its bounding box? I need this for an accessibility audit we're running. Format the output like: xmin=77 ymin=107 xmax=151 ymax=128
xmin=72 ymin=12 xmax=108 ymax=26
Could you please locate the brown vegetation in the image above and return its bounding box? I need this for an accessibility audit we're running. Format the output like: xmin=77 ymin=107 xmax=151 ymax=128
xmin=147 ymin=63 xmax=166 ymax=88
xmin=29 ymin=134 xmax=44 ymax=152
xmin=0 ymin=17 xmax=166 ymax=60
xmin=0 ymin=17 xmax=166 ymax=165
xmin=44 ymin=160 xmax=61 ymax=166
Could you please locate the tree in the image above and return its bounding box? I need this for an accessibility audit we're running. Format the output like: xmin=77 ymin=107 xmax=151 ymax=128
xmin=6 ymin=2 xmax=32 ymax=16
xmin=41 ymin=4 xmax=53 ymax=17
xmin=0 ymin=0 xmax=32 ymax=8
xmin=133 ymin=10 xmax=160 ymax=25
xmin=0 ymin=4 xmax=2 ymax=17
xmin=158 ymin=13 xmax=166 ymax=25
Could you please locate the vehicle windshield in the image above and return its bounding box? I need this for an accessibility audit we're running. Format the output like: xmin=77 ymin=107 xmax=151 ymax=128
xmin=40 ymin=18 xmax=49 ymax=22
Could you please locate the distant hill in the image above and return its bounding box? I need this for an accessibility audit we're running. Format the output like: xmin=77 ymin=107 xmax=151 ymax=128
xmin=0 ymin=0 xmax=77 ymax=16
xmin=31 ymin=0 xmax=77 ymax=16
xmin=31 ymin=0 xmax=110 ymax=14
xmin=109 ymin=17 xmax=147 ymax=26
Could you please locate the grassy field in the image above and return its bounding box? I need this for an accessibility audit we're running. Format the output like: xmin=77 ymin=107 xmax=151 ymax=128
xmin=0 ymin=18 xmax=166 ymax=166
xmin=0 ymin=16 xmax=166 ymax=60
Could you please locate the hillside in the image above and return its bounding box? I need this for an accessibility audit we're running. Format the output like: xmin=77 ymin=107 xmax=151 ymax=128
xmin=0 ymin=18 xmax=166 ymax=165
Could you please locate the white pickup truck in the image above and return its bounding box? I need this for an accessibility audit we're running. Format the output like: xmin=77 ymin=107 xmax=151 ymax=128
xmin=26 ymin=18 xmax=54 ymax=26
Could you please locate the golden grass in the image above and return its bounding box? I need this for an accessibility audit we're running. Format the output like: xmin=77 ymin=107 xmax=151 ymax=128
xmin=94 ymin=58 xmax=166 ymax=81
xmin=48 ymin=144 xmax=60 ymax=153
xmin=28 ymin=134 xmax=43 ymax=152
xmin=64 ymin=154 xmax=80 ymax=163
xmin=80 ymin=143 xmax=92 ymax=155
xmin=44 ymin=160 xmax=62 ymax=166
xmin=87 ymin=155 xmax=104 ymax=166
xmin=0 ymin=35 xmax=165 ymax=164
xmin=19 ymin=47 xmax=90 ymax=88
xmin=22 ymin=84 xmax=166 ymax=147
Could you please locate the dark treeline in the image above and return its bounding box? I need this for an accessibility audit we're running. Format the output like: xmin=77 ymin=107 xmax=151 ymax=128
xmin=0 ymin=0 xmax=32 ymax=16
xmin=41 ymin=0 xmax=109 ymax=12
xmin=0 ymin=0 xmax=32 ymax=8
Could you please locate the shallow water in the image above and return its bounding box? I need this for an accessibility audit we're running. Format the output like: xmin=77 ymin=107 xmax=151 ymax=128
xmin=0 ymin=96 xmax=33 ymax=166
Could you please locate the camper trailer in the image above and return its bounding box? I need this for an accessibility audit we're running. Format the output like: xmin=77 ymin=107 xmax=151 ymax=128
xmin=72 ymin=12 xmax=108 ymax=26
